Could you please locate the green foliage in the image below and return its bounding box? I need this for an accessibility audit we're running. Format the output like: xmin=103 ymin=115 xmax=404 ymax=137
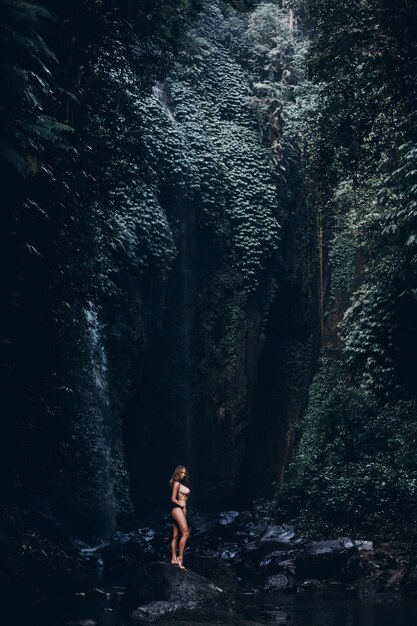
xmin=0 ymin=0 xmax=202 ymax=534
xmin=167 ymin=1 xmax=282 ymax=289
xmin=298 ymin=0 xmax=417 ymax=394
xmin=275 ymin=359 xmax=417 ymax=536
xmin=0 ymin=0 xmax=73 ymax=176
xmin=277 ymin=0 xmax=417 ymax=536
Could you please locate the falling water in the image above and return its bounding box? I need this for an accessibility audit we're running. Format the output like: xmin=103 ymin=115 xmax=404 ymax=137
xmin=179 ymin=219 xmax=194 ymax=468
xmin=84 ymin=303 xmax=110 ymax=397
xmin=152 ymin=81 xmax=176 ymax=121
xmin=82 ymin=301 xmax=117 ymax=538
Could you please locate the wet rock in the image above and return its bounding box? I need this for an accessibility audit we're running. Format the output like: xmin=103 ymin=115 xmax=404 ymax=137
xmin=110 ymin=531 xmax=131 ymax=546
xmin=185 ymin=554 xmax=239 ymax=594
xmin=252 ymin=609 xmax=288 ymax=623
xmin=297 ymin=579 xmax=320 ymax=592
xmin=252 ymin=499 xmax=272 ymax=517
xmin=154 ymin=606 xmax=268 ymax=625
xmin=102 ymin=528 xmax=157 ymax=568
xmin=295 ymin=539 xmax=356 ymax=580
xmin=241 ymin=541 xmax=259 ymax=570
xmin=219 ymin=511 xmax=240 ymax=528
xmin=248 ymin=519 xmax=269 ymax=538
xmin=122 ymin=561 xmax=235 ymax=624
xmin=259 ymin=550 xmax=286 ymax=568
xmin=354 ymin=540 xmax=373 ymax=552
xmin=65 ymin=621 xmax=98 ymax=626
xmin=258 ymin=550 xmax=298 ymax=578
xmin=401 ymin=563 xmax=417 ymax=596
xmin=90 ymin=587 xmax=107 ymax=598
xmin=263 ymin=573 xmax=293 ymax=592
xmin=236 ymin=511 xmax=254 ymax=526
xmin=221 ymin=548 xmax=240 ymax=561
xmin=257 ymin=525 xmax=303 ymax=554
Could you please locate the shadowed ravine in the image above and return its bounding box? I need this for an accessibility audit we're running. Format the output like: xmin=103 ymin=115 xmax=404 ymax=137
xmin=2 ymin=0 xmax=417 ymax=624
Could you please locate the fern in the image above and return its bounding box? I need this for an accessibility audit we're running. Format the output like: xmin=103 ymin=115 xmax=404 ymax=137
xmin=0 ymin=141 xmax=27 ymax=175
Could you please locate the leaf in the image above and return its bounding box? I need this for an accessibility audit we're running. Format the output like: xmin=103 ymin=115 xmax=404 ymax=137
xmin=0 ymin=141 xmax=26 ymax=175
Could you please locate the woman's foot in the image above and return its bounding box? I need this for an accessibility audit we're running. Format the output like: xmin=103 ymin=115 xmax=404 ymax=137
xmin=170 ymin=559 xmax=179 ymax=566
xmin=177 ymin=557 xmax=185 ymax=569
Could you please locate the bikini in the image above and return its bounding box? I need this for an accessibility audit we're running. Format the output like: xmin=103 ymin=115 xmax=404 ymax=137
xmin=171 ymin=482 xmax=190 ymax=512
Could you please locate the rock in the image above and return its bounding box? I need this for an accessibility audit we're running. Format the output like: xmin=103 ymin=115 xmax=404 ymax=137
xmin=154 ymin=606 xmax=269 ymax=624
xmin=263 ymin=573 xmax=292 ymax=591
xmin=295 ymin=539 xmax=356 ymax=580
xmin=185 ymin=554 xmax=239 ymax=594
xmin=122 ymin=561 xmax=235 ymax=624
xmin=190 ymin=514 xmax=218 ymax=539
xmin=110 ymin=531 xmax=131 ymax=546
xmin=354 ymin=540 xmax=373 ymax=552
xmin=298 ymin=579 xmax=320 ymax=592
xmin=102 ymin=528 xmax=157 ymax=568
xmin=237 ymin=511 xmax=254 ymax=526
xmin=254 ymin=609 xmax=288 ymax=623
xmin=222 ymin=548 xmax=240 ymax=561
xmin=259 ymin=550 xmax=287 ymax=568
xmin=90 ymin=587 xmax=107 ymax=598
xmin=401 ymin=563 xmax=417 ymax=596
xmin=257 ymin=525 xmax=303 ymax=554
xmin=65 ymin=621 xmax=98 ymax=626
xmin=252 ymin=499 xmax=272 ymax=517
xmin=241 ymin=541 xmax=260 ymax=570
xmin=258 ymin=550 xmax=298 ymax=578
xmin=219 ymin=511 xmax=240 ymax=528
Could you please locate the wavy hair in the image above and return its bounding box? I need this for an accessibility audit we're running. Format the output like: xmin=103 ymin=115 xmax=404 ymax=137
xmin=169 ymin=465 xmax=189 ymax=486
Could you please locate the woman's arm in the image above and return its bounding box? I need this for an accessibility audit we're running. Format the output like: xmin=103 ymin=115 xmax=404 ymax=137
xmin=171 ymin=481 xmax=184 ymax=507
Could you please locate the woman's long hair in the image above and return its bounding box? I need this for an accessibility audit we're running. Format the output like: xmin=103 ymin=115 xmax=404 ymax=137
xmin=169 ymin=465 xmax=189 ymax=486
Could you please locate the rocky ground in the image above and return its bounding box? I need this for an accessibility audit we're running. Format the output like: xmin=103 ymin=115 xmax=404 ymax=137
xmin=0 ymin=505 xmax=83 ymax=623
xmin=2 ymin=503 xmax=417 ymax=625
xmin=76 ymin=504 xmax=417 ymax=624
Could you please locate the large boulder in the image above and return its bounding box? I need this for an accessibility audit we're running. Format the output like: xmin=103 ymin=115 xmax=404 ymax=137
xmin=257 ymin=525 xmax=303 ymax=554
xmin=102 ymin=527 xmax=161 ymax=568
xmin=185 ymin=554 xmax=239 ymax=595
xmin=295 ymin=539 xmax=356 ymax=580
xmin=122 ymin=561 xmax=235 ymax=624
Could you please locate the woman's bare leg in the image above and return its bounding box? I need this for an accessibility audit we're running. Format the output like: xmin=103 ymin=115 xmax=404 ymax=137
xmin=171 ymin=508 xmax=189 ymax=568
xmin=171 ymin=521 xmax=179 ymax=563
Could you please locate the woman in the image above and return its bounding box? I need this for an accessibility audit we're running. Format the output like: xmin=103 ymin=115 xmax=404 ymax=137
xmin=170 ymin=465 xmax=190 ymax=569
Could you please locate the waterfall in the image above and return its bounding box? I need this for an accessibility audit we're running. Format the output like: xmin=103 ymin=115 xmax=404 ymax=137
xmin=81 ymin=301 xmax=116 ymax=539
xmin=179 ymin=219 xmax=194 ymax=468
xmin=84 ymin=302 xmax=110 ymax=399
xmin=152 ymin=81 xmax=176 ymax=121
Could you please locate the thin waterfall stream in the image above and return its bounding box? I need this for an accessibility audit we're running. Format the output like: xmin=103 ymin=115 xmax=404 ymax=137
xmin=180 ymin=217 xmax=194 ymax=468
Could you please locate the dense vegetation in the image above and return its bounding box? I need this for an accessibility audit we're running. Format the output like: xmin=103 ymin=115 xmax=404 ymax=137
xmin=274 ymin=0 xmax=417 ymax=537
xmin=2 ymin=0 xmax=417 ymax=546
xmin=1 ymin=0 xmax=204 ymax=537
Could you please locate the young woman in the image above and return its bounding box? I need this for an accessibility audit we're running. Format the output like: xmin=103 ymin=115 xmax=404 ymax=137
xmin=170 ymin=465 xmax=190 ymax=569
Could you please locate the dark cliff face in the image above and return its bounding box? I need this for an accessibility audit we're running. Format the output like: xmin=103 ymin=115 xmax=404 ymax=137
xmin=1 ymin=0 xmax=318 ymax=539
xmin=122 ymin=1 xmax=318 ymax=510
